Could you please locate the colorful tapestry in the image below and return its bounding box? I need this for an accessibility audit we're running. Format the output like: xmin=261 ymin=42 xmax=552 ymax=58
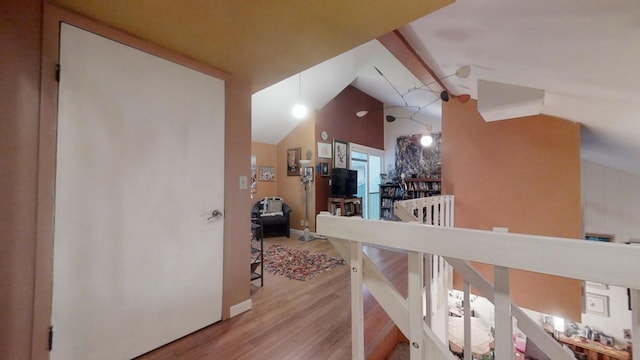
xmin=394 ymin=132 xmax=441 ymax=178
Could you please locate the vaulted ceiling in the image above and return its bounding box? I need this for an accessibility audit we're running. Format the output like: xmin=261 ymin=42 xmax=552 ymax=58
xmin=51 ymin=0 xmax=451 ymax=91
xmin=50 ymin=0 xmax=640 ymax=175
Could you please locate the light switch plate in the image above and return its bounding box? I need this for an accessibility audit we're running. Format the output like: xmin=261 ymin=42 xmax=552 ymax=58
xmin=239 ymin=176 xmax=247 ymax=189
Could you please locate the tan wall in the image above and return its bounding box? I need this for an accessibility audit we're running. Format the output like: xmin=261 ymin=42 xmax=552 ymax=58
xmin=277 ymin=114 xmax=316 ymax=232
xmin=251 ymin=142 xmax=278 ymax=201
xmin=442 ymin=99 xmax=583 ymax=321
xmin=0 ymin=0 xmax=43 ymax=358
xmin=223 ymin=77 xmax=252 ymax=318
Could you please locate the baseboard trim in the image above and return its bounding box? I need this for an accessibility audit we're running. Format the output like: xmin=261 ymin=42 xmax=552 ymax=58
xmin=229 ymin=298 xmax=252 ymax=318
xmin=290 ymin=228 xmax=303 ymax=237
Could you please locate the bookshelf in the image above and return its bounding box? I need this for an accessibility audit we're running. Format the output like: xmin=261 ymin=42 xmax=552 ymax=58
xmin=380 ymin=178 xmax=441 ymax=221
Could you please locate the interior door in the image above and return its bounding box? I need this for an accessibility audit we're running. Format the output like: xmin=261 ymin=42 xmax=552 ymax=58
xmin=52 ymin=23 xmax=225 ymax=360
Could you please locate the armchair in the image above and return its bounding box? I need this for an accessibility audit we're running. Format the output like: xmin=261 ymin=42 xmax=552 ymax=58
xmin=251 ymin=197 xmax=292 ymax=238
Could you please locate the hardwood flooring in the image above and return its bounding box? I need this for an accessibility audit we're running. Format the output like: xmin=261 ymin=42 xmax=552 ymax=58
xmin=136 ymin=235 xmax=408 ymax=360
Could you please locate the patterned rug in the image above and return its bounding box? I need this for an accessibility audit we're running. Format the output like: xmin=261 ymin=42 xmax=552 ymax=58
xmin=263 ymin=244 xmax=346 ymax=281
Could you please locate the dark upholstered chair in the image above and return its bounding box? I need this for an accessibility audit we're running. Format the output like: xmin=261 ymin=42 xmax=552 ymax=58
xmin=251 ymin=197 xmax=292 ymax=238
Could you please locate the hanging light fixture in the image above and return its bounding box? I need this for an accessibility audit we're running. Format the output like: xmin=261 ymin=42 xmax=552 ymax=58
xmin=291 ymin=73 xmax=308 ymax=119
xmin=385 ymin=115 xmax=434 ymax=147
xmin=404 ymin=65 xmax=473 ymax=104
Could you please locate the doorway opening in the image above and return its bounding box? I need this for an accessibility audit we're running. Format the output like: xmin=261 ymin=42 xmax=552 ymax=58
xmin=350 ymin=144 xmax=384 ymax=219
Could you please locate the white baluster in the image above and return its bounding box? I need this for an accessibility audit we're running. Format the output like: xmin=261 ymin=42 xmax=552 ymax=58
xmin=350 ymin=241 xmax=364 ymax=360
xmin=494 ymin=265 xmax=511 ymax=360
xmin=408 ymin=251 xmax=425 ymax=360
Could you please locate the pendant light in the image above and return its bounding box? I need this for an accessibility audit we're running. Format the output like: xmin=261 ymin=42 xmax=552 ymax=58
xmin=292 ymin=73 xmax=308 ymax=119
xmin=385 ymin=115 xmax=434 ymax=148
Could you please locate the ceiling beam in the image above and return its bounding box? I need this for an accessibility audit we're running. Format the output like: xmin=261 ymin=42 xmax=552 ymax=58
xmin=377 ymin=30 xmax=449 ymax=94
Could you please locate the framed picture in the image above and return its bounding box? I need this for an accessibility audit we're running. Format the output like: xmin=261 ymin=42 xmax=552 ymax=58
xmin=585 ymin=292 xmax=609 ymax=317
xmin=317 ymin=142 xmax=332 ymax=159
xmin=333 ymin=139 xmax=349 ymax=169
xmin=320 ymin=161 xmax=330 ymax=176
xmin=287 ymin=147 xmax=301 ymax=176
xmin=251 ymin=155 xmax=257 ymax=192
xmin=303 ymin=166 xmax=313 ymax=178
xmin=258 ymin=166 xmax=275 ymax=182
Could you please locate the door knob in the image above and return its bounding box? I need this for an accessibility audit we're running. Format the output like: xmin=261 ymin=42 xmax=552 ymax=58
xmin=208 ymin=210 xmax=223 ymax=220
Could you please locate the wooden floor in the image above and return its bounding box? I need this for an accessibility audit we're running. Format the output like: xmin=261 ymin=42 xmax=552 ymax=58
xmin=136 ymin=234 xmax=408 ymax=360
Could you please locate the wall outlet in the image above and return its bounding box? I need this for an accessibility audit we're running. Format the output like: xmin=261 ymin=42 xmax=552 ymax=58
xmin=300 ymin=219 xmax=304 ymax=226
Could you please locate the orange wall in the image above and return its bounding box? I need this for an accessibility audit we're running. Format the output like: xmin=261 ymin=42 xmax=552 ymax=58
xmin=277 ymin=114 xmax=317 ymax=232
xmin=0 ymin=0 xmax=43 ymax=357
xmin=442 ymin=99 xmax=583 ymax=320
xmin=251 ymin=142 xmax=278 ymax=201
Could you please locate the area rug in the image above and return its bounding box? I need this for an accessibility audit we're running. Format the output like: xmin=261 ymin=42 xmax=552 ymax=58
xmin=263 ymin=244 xmax=346 ymax=281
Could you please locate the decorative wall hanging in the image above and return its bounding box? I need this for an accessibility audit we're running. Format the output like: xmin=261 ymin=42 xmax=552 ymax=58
xmin=333 ymin=139 xmax=349 ymax=169
xmin=319 ymin=161 xmax=330 ymax=176
xmin=317 ymin=142 xmax=331 ymax=158
xmin=251 ymin=155 xmax=257 ymax=193
xmin=259 ymin=166 xmax=276 ymax=181
xmin=287 ymin=147 xmax=301 ymax=176
xmin=395 ymin=132 xmax=442 ymax=178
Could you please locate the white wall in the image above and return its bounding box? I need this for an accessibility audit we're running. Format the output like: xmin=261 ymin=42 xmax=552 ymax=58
xmin=581 ymin=160 xmax=638 ymax=344
xmin=383 ymin=109 xmax=441 ymax=174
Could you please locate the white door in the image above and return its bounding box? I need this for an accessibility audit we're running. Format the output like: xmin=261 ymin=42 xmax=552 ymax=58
xmin=52 ymin=24 xmax=225 ymax=360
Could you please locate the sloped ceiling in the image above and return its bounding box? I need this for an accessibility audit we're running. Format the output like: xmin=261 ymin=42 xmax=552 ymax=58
xmin=50 ymin=0 xmax=452 ymax=92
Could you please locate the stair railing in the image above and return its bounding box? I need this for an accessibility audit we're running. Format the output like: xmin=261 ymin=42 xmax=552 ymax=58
xmin=316 ymin=201 xmax=640 ymax=360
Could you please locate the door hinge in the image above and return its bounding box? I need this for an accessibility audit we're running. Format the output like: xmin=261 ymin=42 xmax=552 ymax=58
xmin=48 ymin=325 xmax=53 ymax=351
xmin=55 ymin=64 xmax=60 ymax=82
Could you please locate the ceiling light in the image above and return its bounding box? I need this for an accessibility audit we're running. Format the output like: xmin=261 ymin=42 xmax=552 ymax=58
xmin=292 ymin=103 xmax=308 ymax=119
xmin=420 ymin=134 xmax=433 ymax=147
xmin=385 ymin=115 xmax=434 ymax=147
xmin=291 ymin=73 xmax=308 ymax=119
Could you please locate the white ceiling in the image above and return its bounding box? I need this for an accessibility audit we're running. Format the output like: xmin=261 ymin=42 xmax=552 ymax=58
xmin=252 ymin=0 xmax=640 ymax=175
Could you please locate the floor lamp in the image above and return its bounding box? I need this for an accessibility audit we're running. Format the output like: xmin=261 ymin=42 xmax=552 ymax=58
xmin=299 ymin=161 xmax=323 ymax=241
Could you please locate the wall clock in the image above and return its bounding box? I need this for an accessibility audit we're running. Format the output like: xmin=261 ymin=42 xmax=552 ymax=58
xmin=320 ymin=131 xmax=328 ymax=141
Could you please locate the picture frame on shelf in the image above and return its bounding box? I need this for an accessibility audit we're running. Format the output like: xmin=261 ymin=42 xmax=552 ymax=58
xmin=333 ymin=139 xmax=349 ymax=169
xmin=585 ymin=292 xmax=609 ymax=317
xmin=258 ymin=166 xmax=275 ymax=182
xmin=287 ymin=147 xmax=301 ymax=176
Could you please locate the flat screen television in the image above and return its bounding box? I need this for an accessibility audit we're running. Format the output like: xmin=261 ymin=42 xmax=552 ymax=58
xmin=331 ymin=168 xmax=357 ymax=197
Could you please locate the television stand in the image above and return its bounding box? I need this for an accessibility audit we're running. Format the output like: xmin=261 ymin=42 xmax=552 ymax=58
xmin=328 ymin=197 xmax=362 ymax=217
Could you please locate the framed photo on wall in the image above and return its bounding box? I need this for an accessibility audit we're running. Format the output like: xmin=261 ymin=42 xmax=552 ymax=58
xmin=585 ymin=292 xmax=609 ymax=317
xmin=258 ymin=166 xmax=275 ymax=181
xmin=287 ymin=147 xmax=301 ymax=176
xmin=333 ymin=139 xmax=349 ymax=169
xmin=317 ymin=142 xmax=332 ymax=159
xmin=319 ymin=161 xmax=330 ymax=176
